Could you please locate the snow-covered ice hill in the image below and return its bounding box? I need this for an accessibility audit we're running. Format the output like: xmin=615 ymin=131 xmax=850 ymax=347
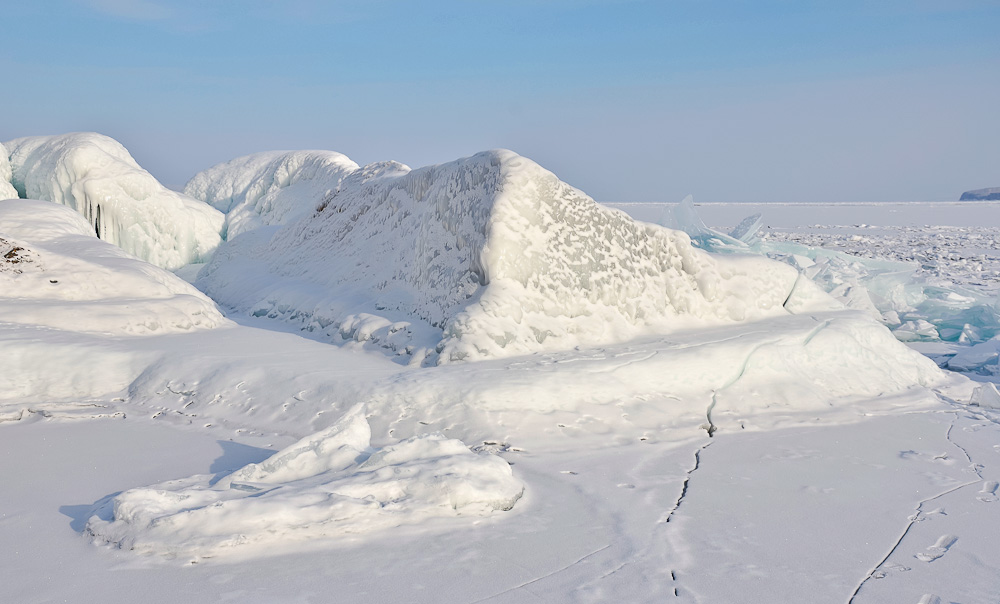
xmin=192 ymin=149 xmax=841 ymax=365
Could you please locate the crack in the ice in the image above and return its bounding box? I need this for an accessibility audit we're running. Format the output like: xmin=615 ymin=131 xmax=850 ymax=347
xmin=847 ymin=410 xmax=983 ymax=603
xmin=663 ymin=442 xmax=712 ymax=524
xmin=705 ymin=317 xmax=830 ymax=437
xmin=467 ymin=544 xmax=612 ymax=604
xmin=802 ymin=318 xmax=832 ymax=346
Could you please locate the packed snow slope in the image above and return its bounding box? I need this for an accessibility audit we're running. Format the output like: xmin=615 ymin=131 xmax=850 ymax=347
xmin=0 ymin=142 xmax=17 ymax=200
xmin=0 ymin=199 xmax=228 ymax=404
xmin=4 ymin=133 xmax=223 ymax=270
xmin=184 ymin=150 xmax=360 ymax=240
xmin=198 ymin=149 xmax=834 ymax=364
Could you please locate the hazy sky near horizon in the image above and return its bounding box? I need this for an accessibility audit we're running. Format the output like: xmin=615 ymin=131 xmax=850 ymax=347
xmin=3 ymin=0 xmax=998 ymax=202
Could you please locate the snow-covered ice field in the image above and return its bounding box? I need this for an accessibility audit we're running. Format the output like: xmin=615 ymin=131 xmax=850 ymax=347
xmin=3 ymin=135 xmax=1000 ymax=603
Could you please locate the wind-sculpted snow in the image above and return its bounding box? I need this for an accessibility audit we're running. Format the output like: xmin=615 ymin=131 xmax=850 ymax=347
xmin=0 ymin=142 xmax=16 ymax=200
xmin=184 ymin=150 xmax=360 ymax=240
xmin=4 ymin=133 xmax=223 ymax=270
xmin=0 ymin=199 xmax=227 ymax=336
xmin=85 ymin=405 xmax=523 ymax=560
xmin=198 ymin=150 xmax=826 ymax=363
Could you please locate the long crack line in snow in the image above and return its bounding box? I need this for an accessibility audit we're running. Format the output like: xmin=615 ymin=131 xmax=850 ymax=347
xmin=847 ymin=410 xmax=982 ymax=603
xmin=663 ymin=442 xmax=712 ymax=524
xmin=706 ymin=319 xmax=829 ymax=436
xmin=945 ymin=417 xmax=978 ymax=471
xmin=466 ymin=543 xmax=612 ymax=604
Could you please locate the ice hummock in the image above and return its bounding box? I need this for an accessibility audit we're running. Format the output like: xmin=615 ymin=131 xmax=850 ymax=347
xmin=85 ymin=405 xmax=524 ymax=559
xmin=4 ymin=133 xmax=224 ymax=270
xmin=183 ymin=150 xmax=360 ymax=240
xmin=197 ymin=150 xmax=832 ymax=364
xmin=0 ymin=142 xmax=17 ymax=200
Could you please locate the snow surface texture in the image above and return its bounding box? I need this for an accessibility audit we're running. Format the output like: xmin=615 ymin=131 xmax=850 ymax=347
xmin=85 ymin=405 xmax=523 ymax=559
xmin=183 ymin=150 xmax=360 ymax=240
xmin=0 ymin=199 xmax=228 ymax=403
xmin=4 ymin=133 xmax=223 ymax=270
xmin=0 ymin=142 xmax=17 ymax=200
xmin=198 ymin=150 xmax=830 ymax=364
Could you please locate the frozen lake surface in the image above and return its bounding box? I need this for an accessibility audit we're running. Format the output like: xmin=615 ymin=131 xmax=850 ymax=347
xmin=3 ymin=136 xmax=999 ymax=603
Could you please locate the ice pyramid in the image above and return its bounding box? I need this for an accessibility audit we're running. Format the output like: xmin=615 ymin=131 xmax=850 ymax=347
xmin=198 ymin=149 xmax=834 ymax=363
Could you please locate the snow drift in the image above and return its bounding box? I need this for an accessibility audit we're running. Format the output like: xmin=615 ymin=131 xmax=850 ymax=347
xmin=184 ymin=150 xmax=360 ymax=240
xmin=4 ymin=133 xmax=223 ymax=270
xmin=0 ymin=199 xmax=228 ymax=405
xmin=85 ymin=405 xmax=523 ymax=559
xmin=0 ymin=199 xmax=227 ymax=335
xmin=198 ymin=150 xmax=831 ymax=364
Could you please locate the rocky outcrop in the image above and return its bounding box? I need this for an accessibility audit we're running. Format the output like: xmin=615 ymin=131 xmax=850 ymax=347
xmin=960 ymin=187 xmax=1000 ymax=201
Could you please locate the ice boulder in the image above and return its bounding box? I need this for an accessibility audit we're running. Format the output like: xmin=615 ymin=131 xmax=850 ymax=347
xmin=0 ymin=199 xmax=228 ymax=335
xmin=85 ymin=405 xmax=524 ymax=559
xmin=198 ymin=150 xmax=831 ymax=364
xmin=4 ymin=133 xmax=224 ymax=270
xmin=184 ymin=150 xmax=360 ymax=240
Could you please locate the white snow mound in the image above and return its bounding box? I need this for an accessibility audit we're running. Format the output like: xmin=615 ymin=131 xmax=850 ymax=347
xmin=198 ymin=150 xmax=828 ymax=363
xmin=0 ymin=199 xmax=228 ymax=335
xmin=4 ymin=133 xmax=223 ymax=270
xmin=0 ymin=142 xmax=17 ymax=200
xmin=85 ymin=405 xmax=524 ymax=559
xmin=184 ymin=150 xmax=360 ymax=240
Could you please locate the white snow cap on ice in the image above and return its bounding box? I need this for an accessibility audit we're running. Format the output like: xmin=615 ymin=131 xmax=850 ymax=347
xmin=0 ymin=199 xmax=227 ymax=335
xmin=4 ymin=133 xmax=224 ymax=270
xmin=85 ymin=405 xmax=524 ymax=559
xmin=198 ymin=149 xmax=834 ymax=363
xmin=184 ymin=150 xmax=360 ymax=240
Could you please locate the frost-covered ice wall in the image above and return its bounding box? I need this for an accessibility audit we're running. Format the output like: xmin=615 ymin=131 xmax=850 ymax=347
xmin=0 ymin=142 xmax=17 ymax=200
xmin=184 ymin=150 xmax=360 ymax=240
xmin=4 ymin=133 xmax=224 ymax=270
xmin=199 ymin=149 xmax=832 ymax=363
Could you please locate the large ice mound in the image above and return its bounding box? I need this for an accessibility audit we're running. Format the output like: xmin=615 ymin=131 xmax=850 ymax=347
xmin=184 ymin=150 xmax=360 ymax=240
xmin=85 ymin=405 xmax=524 ymax=559
xmin=198 ymin=150 xmax=831 ymax=364
xmin=4 ymin=133 xmax=224 ymax=270
xmin=0 ymin=199 xmax=227 ymax=335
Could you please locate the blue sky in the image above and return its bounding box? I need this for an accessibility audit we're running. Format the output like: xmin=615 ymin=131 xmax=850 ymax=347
xmin=3 ymin=0 xmax=998 ymax=201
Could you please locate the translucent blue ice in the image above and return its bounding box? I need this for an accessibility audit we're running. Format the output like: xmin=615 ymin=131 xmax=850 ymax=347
xmin=664 ymin=198 xmax=1000 ymax=373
